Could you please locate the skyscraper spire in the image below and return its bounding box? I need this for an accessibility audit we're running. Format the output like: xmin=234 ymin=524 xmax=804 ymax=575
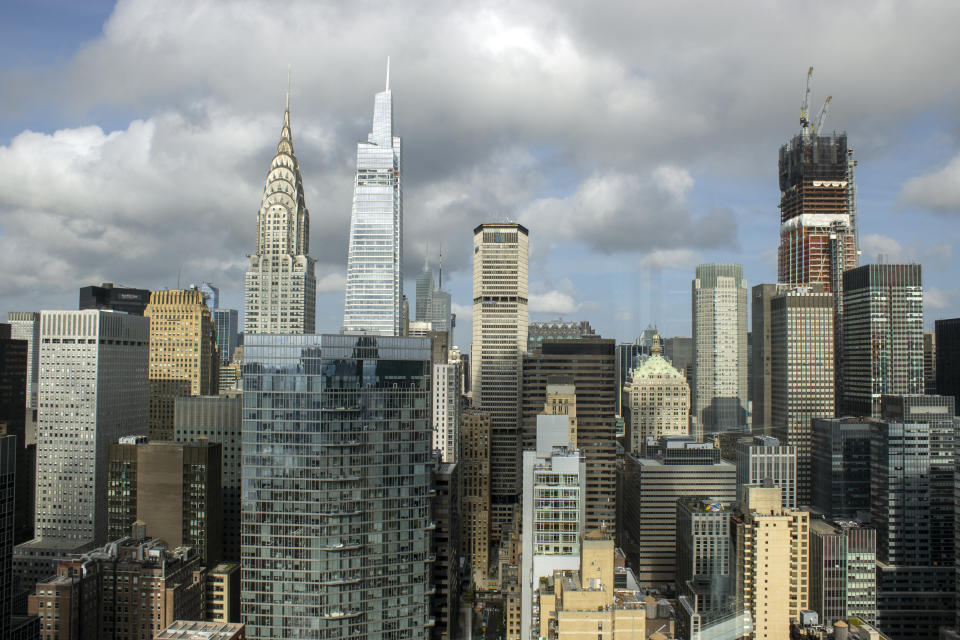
xmin=386 ymin=55 xmax=390 ymax=91
xmin=244 ymin=80 xmax=316 ymax=335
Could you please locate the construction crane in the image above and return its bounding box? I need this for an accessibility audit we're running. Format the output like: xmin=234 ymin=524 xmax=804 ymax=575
xmin=800 ymin=66 xmax=813 ymax=134
xmin=813 ymin=95 xmax=832 ymax=135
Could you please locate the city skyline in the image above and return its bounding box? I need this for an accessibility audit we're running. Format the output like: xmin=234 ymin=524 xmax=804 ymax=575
xmin=3 ymin=1 xmax=960 ymax=347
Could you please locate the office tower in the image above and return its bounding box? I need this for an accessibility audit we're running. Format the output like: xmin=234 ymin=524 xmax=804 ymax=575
xmin=155 ymin=621 xmax=246 ymax=640
xmin=219 ymin=348 xmax=243 ymax=394
xmin=923 ymin=331 xmax=936 ymax=394
xmin=811 ymin=417 xmax=872 ymax=522
xmin=662 ymin=336 xmax=693 ymax=386
xmin=615 ymin=342 xmax=646 ymax=417
xmin=520 ymin=415 xmax=586 ymax=637
xmin=692 ymin=264 xmax=748 ymax=438
xmin=778 ymin=127 xmax=858 ymax=293
xmin=145 ymin=289 xmax=219 ymax=440
xmin=751 ymin=284 xmax=789 ymax=435
xmin=7 ymin=313 xmax=39 ymax=409
xmin=623 ymin=331 xmax=689 ymax=455
xmin=521 ymin=338 xmax=617 ymax=534
xmin=733 ymin=486 xmax=810 ymax=640
xmin=175 ymin=394 xmax=242 ymax=562
xmin=106 ymin=438 xmax=223 ymax=566
xmin=736 ymin=435 xmax=797 ymax=509
xmin=429 ymin=289 xmax=452 ymax=343
xmin=460 ymin=410 xmax=491 ymax=589
xmin=935 ymin=318 xmax=960 ymax=406
xmin=527 ymin=319 xmax=595 ymax=353
xmin=342 ymin=69 xmax=403 ymax=335
xmin=840 ymin=264 xmax=923 ymax=418
xmin=243 ymin=93 xmax=316 ymax=335
xmin=34 ymin=310 xmax=148 ymax=546
xmin=471 ymin=223 xmax=528 ymax=537
xmin=0 ymin=436 xmax=14 ymax=639
xmin=433 ymin=358 xmax=462 ymax=464
xmin=620 ymin=437 xmax=736 ymax=587
xmin=78 ymin=282 xmax=151 ymax=315
xmin=534 ymin=530 xmax=678 ymax=640
xmin=241 ymin=334 xmax=432 ymax=639
xmin=98 ymin=537 xmax=206 ymax=640
xmin=430 ymin=461 xmax=461 ymax=640
xmin=207 ymin=563 xmax=240 ymax=624
xmin=809 ymin=519 xmax=876 ymax=627
xmin=770 ymin=288 xmax=835 ymax=505
xmin=676 ymin=499 xmax=737 ymax=640
xmin=871 ymin=400 xmax=956 ymax=640
xmin=415 ymin=260 xmax=434 ymax=322
xmin=0 ymin=326 xmax=32 ymax=545
xmin=213 ymin=309 xmax=239 ymax=365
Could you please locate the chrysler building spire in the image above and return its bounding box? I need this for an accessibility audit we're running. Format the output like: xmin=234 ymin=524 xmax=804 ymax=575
xmin=244 ymin=85 xmax=316 ymax=334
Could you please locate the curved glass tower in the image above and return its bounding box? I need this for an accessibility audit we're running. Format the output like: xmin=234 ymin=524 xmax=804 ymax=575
xmin=343 ymin=66 xmax=403 ymax=335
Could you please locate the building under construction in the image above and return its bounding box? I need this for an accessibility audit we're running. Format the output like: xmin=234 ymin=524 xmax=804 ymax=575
xmin=778 ymin=131 xmax=858 ymax=294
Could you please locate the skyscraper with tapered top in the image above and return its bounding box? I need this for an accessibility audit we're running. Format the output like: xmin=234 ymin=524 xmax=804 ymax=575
xmin=244 ymin=83 xmax=316 ymax=335
xmin=343 ymin=61 xmax=403 ymax=335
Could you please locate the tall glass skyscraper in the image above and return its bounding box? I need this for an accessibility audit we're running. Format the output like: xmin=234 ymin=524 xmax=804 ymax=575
xmin=343 ymin=66 xmax=403 ymax=335
xmin=241 ymin=334 xmax=432 ymax=639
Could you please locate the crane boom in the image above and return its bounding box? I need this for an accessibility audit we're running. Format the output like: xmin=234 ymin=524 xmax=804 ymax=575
xmin=814 ymin=95 xmax=832 ymax=135
xmin=800 ymin=66 xmax=813 ymax=133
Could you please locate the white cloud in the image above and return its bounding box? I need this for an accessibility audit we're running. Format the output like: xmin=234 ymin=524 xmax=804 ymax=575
xmin=529 ymin=290 xmax=580 ymax=314
xmin=451 ymin=302 xmax=472 ymax=320
xmin=640 ymin=249 xmax=700 ymax=272
xmin=925 ymin=286 xmax=951 ymax=310
xmin=316 ymin=272 xmax=347 ymax=294
xmin=860 ymin=234 xmax=906 ymax=264
xmin=900 ymin=154 xmax=960 ymax=214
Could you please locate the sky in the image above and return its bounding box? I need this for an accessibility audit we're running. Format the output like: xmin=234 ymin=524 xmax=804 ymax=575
xmin=2 ymin=0 xmax=960 ymax=350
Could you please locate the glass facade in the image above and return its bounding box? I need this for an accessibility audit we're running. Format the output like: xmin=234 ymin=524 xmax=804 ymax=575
xmin=343 ymin=85 xmax=403 ymax=335
xmin=213 ymin=308 xmax=239 ymax=363
xmin=241 ymin=334 xmax=432 ymax=639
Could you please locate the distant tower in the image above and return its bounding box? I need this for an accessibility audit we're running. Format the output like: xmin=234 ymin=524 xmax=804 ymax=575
xmin=471 ymin=223 xmax=529 ymax=538
xmin=692 ymin=264 xmax=748 ymax=438
xmin=415 ymin=257 xmax=434 ymax=322
xmin=343 ymin=62 xmax=403 ymax=335
xmin=623 ymin=331 xmax=690 ymax=454
xmin=244 ymin=84 xmax=316 ymax=334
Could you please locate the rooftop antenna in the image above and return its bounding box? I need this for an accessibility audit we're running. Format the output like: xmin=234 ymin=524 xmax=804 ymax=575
xmin=424 ymin=240 xmax=430 ymax=271
xmin=385 ymin=56 xmax=390 ymax=91
xmin=438 ymin=243 xmax=444 ymax=289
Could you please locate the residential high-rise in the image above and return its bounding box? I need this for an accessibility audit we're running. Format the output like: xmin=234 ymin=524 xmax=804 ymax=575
xmin=78 ymin=282 xmax=151 ymax=315
xmin=810 ymin=417 xmax=872 ymax=522
xmin=471 ymin=223 xmax=528 ymax=537
xmin=935 ymin=318 xmax=960 ymax=406
xmin=735 ymin=435 xmax=797 ymax=509
xmin=145 ymin=289 xmax=219 ymax=440
xmin=213 ymin=309 xmax=239 ymax=366
xmin=619 ymin=438 xmax=736 ymax=587
xmin=460 ymin=410 xmax=491 ymax=589
xmin=622 ymin=331 xmax=689 ymax=455
xmin=342 ymin=68 xmax=403 ymax=335
xmin=521 ymin=339 xmax=617 ymax=535
xmin=770 ymin=288 xmax=835 ymax=505
xmin=733 ymin=485 xmax=810 ymax=640
xmin=174 ymin=394 xmax=242 ymax=562
xmin=519 ymin=415 xmax=585 ymax=639
xmin=33 ymin=310 xmax=149 ymax=546
xmin=241 ymin=334 xmax=432 ymax=639
xmin=207 ymin=563 xmax=241 ymax=624
xmin=840 ymin=264 xmax=923 ymax=418
xmin=243 ymin=92 xmax=316 ymax=335
xmin=692 ymin=263 xmax=748 ymax=438
xmin=6 ymin=313 xmax=39 ymax=409
xmin=809 ymin=519 xmax=876 ymax=627
xmin=432 ymin=357 xmax=462 ymax=464
xmin=106 ymin=437 xmax=222 ymax=566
